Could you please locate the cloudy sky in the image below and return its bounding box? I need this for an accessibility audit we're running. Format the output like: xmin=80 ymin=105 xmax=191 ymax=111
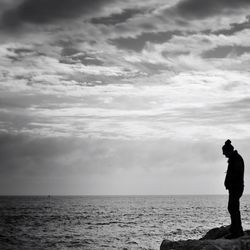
xmin=1 ymin=0 xmax=250 ymax=195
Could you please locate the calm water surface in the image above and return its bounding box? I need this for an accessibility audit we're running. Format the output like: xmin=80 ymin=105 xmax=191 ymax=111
xmin=1 ymin=195 xmax=250 ymax=249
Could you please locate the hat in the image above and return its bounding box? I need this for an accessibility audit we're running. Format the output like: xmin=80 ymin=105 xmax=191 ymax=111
xmin=222 ymin=139 xmax=234 ymax=151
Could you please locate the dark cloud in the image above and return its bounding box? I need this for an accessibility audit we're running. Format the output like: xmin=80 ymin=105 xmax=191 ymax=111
xmin=60 ymin=47 xmax=104 ymax=66
xmin=60 ymin=56 xmax=103 ymax=66
xmin=0 ymin=133 xmax=220 ymax=176
xmin=0 ymin=133 xmax=110 ymax=175
xmin=202 ymin=46 xmax=250 ymax=58
xmin=110 ymin=30 xmax=181 ymax=51
xmin=133 ymin=62 xmax=173 ymax=75
xmin=61 ymin=56 xmax=104 ymax=66
xmin=0 ymin=133 xmax=145 ymax=183
xmin=0 ymin=92 xmax=81 ymax=110
xmin=0 ymin=133 xmax=96 ymax=195
xmin=0 ymin=93 xmax=43 ymax=109
xmin=0 ymin=92 xmax=91 ymax=135
xmin=213 ymin=16 xmax=250 ymax=35
xmin=90 ymin=8 xmax=143 ymax=25
xmin=6 ymin=47 xmax=45 ymax=62
xmin=0 ymin=133 xmax=69 ymax=161
xmin=1 ymin=0 xmax=115 ymax=29
xmin=172 ymin=0 xmax=250 ymax=20
xmin=0 ymin=133 xmax=72 ymax=176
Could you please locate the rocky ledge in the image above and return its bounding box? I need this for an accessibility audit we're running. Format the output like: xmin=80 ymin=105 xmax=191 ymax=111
xmin=160 ymin=226 xmax=250 ymax=250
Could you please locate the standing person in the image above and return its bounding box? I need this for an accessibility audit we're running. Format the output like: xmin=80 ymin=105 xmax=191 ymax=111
xmin=222 ymin=139 xmax=244 ymax=239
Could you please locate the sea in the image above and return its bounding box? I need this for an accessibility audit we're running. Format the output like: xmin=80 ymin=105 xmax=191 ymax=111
xmin=1 ymin=195 xmax=250 ymax=250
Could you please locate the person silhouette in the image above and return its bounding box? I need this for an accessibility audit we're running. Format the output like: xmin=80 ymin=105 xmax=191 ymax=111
xmin=222 ymin=139 xmax=244 ymax=239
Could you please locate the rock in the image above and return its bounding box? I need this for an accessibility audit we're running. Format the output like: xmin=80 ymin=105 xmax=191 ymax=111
xmin=201 ymin=225 xmax=231 ymax=240
xmin=160 ymin=226 xmax=250 ymax=250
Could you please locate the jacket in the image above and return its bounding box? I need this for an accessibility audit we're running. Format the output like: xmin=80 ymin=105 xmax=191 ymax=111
xmin=224 ymin=150 xmax=244 ymax=190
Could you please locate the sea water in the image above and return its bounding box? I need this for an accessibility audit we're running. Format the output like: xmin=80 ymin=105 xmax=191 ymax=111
xmin=1 ymin=195 xmax=250 ymax=249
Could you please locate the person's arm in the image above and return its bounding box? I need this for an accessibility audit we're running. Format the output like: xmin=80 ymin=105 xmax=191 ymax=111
xmin=224 ymin=167 xmax=230 ymax=190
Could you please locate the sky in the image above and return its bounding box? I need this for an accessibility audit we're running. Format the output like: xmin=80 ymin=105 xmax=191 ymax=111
xmin=1 ymin=0 xmax=250 ymax=195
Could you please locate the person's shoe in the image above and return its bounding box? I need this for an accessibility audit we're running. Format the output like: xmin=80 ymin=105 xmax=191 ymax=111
xmin=225 ymin=231 xmax=244 ymax=239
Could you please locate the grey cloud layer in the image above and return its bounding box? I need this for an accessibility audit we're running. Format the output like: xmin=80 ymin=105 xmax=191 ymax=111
xmin=90 ymin=8 xmax=144 ymax=25
xmin=0 ymin=133 xmax=216 ymax=194
xmin=213 ymin=16 xmax=250 ymax=35
xmin=0 ymin=133 xmax=224 ymax=178
xmin=202 ymin=45 xmax=250 ymax=58
xmin=1 ymin=0 xmax=115 ymax=29
xmin=110 ymin=30 xmax=182 ymax=52
xmin=2 ymin=0 xmax=250 ymax=32
xmin=172 ymin=0 xmax=250 ymax=19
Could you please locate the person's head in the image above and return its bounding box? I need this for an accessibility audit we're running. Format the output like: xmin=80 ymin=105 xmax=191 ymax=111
xmin=222 ymin=139 xmax=234 ymax=158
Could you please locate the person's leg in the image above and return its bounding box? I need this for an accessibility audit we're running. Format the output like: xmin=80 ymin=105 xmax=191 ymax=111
xmin=228 ymin=191 xmax=236 ymax=233
xmin=235 ymin=188 xmax=244 ymax=234
xmin=228 ymin=189 xmax=243 ymax=236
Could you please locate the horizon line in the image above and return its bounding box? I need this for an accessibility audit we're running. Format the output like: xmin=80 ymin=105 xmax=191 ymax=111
xmin=1 ymin=193 xmax=249 ymax=196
